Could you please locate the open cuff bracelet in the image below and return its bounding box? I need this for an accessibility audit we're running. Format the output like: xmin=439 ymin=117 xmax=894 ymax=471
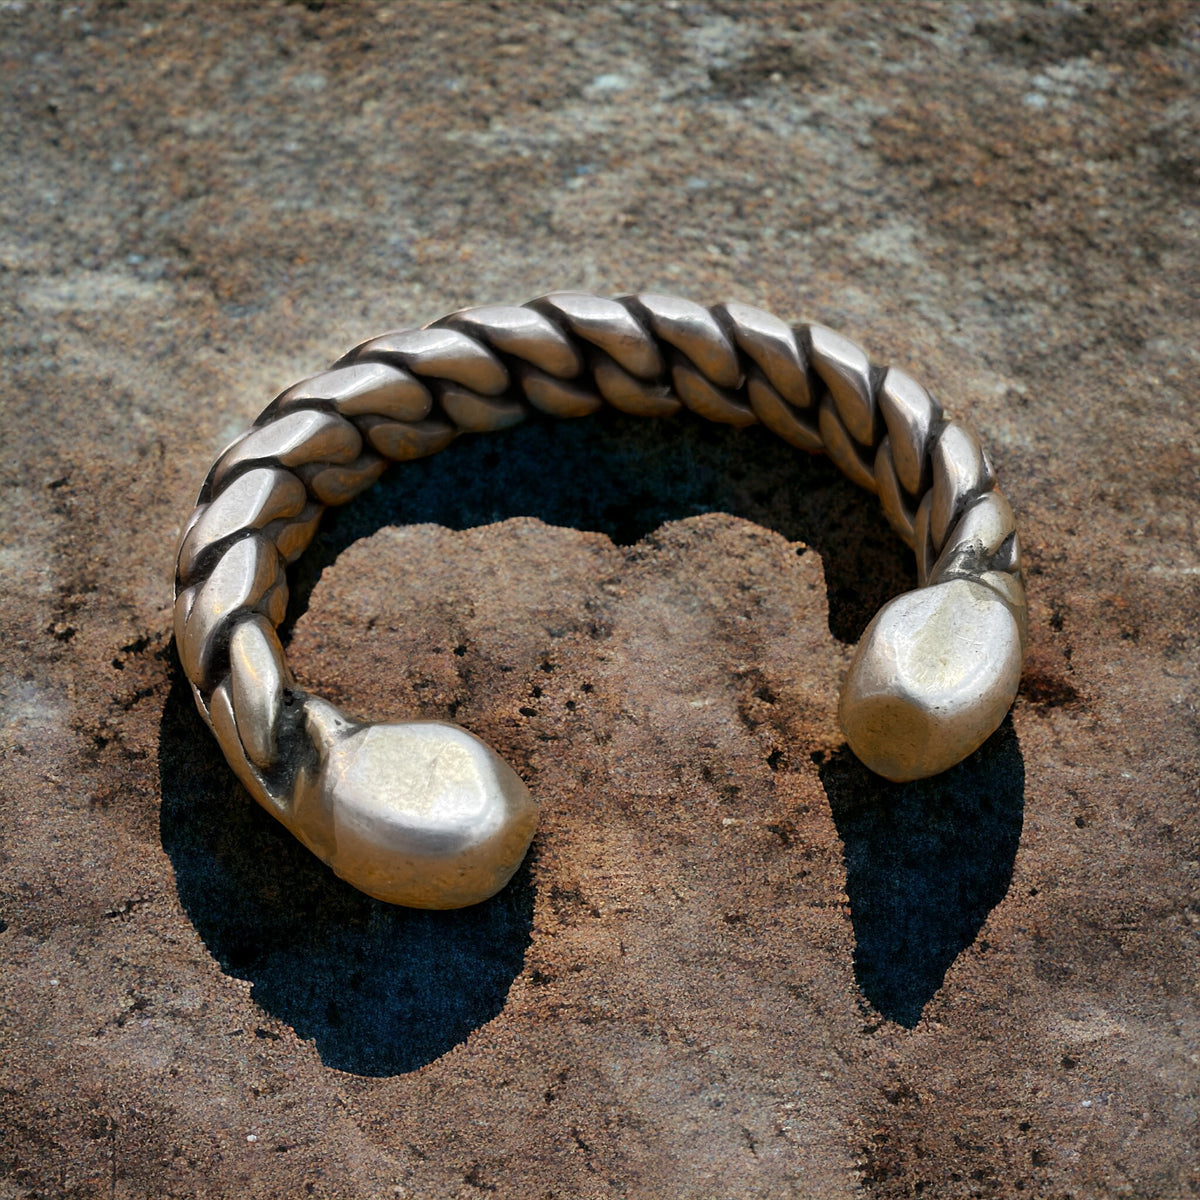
xmin=174 ymin=292 xmax=1026 ymax=910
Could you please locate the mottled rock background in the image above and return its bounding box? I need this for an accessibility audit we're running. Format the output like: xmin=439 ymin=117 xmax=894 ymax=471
xmin=2 ymin=2 xmax=1198 ymax=1197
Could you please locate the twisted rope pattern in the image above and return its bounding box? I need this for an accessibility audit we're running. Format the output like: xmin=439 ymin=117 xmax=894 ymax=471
xmin=174 ymin=292 xmax=1025 ymax=810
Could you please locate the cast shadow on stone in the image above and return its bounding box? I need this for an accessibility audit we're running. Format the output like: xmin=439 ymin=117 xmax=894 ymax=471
xmin=161 ymin=409 xmax=1025 ymax=1069
xmin=819 ymin=715 xmax=1025 ymax=1028
xmin=159 ymin=664 xmax=537 ymax=1076
xmin=283 ymin=409 xmax=917 ymax=644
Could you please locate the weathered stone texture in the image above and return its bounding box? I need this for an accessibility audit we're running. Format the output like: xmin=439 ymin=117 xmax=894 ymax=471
xmin=1 ymin=2 xmax=1197 ymax=1197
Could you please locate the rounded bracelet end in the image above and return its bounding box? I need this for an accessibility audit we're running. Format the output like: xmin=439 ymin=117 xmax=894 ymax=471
xmin=293 ymin=702 xmax=538 ymax=908
xmin=838 ymin=578 xmax=1023 ymax=782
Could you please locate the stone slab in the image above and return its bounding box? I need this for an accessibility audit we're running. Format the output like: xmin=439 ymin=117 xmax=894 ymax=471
xmin=1 ymin=2 xmax=1197 ymax=1197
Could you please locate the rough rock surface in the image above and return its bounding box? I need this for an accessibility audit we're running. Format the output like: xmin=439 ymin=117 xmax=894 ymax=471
xmin=2 ymin=2 xmax=1198 ymax=1197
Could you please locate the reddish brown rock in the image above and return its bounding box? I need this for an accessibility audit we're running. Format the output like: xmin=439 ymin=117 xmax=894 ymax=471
xmin=1 ymin=2 xmax=1198 ymax=1197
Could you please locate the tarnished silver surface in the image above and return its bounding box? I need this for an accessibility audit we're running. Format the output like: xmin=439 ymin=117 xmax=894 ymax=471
xmin=818 ymin=394 xmax=878 ymax=494
xmin=874 ymin=438 xmax=917 ymax=549
xmin=291 ymin=699 xmax=539 ymax=909
xmin=746 ymin=368 xmax=823 ymax=453
xmin=629 ymin=293 xmax=741 ymax=390
xmin=348 ymin=327 xmax=509 ymax=395
xmin=211 ymin=408 xmax=362 ymax=489
xmin=878 ymin=367 xmax=941 ymax=496
xmin=361 ymin=415 xmax=457 ymax=462
xmin=178 ymin=467 xmax=307 ymax=584
xmin=517 ymin=364 xmax=604 ymax=419
xmin=718 ymin=302 xmax=814 ymax=411
xmin=438 ymin=304 xmax=584 ymax=378
xmin=838 ymin=579 xmax=1024 ymax=782
xmin=228 ymin=614 xmax=289 ymax=770
xmin=930 ymin=420 xmax=994 ymax=553
xmin=914 ymin=490 xmax=937 ymax=586
xmin=593 ymin=352 xmax=681 ymax=417
xmin=809 ymin=324 xmax=878 ymax=447
xmin=178 ymin=533 xmax=280 ymax=684
xmin=975 ymin=569 xmax=1030 ymax=651
xmin=209 ymin=677 xmax=277 ymax=808
xmin=440 ymin=385 xmax=528 ymax=433
xmin=528 ymin=292 xmax=664 ymax=379
xmin=930 ymin=491 xmax=1021 ymax=583
xmin=672 ymin=360 xmax=757 ymax=426
xmin=275 ymin=360 xmax=433 ymax=422
xmin=296 ymin=453 xmax=387 ymax=506
xmin=272 ymin=500 xmax=324 ymax=564
xmin=175 ymin=291 xmax=1027 ymax=909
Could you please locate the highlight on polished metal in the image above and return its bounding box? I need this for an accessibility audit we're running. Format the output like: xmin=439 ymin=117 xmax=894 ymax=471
xmin=174 ymin=292 xmax=1027 ymax=907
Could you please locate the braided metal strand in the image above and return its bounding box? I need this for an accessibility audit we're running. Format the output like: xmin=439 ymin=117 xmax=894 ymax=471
xmin=174 ymin=292 xmax=1027 ymax=904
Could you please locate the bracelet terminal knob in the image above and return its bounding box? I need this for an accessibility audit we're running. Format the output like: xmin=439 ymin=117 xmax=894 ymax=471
xmin=837 ymin=578 xmax=1024 ymax=783
xmin=285 ymin=698 xmax=539 ymax=909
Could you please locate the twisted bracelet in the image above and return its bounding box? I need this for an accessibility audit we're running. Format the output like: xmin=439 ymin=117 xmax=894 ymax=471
xmin=174 ymin=293 xmax=1027 ymax=910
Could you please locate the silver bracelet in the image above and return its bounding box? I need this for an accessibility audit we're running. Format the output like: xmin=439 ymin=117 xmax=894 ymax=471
xmin=174 ymin=293 xmax=1026 ymax=910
